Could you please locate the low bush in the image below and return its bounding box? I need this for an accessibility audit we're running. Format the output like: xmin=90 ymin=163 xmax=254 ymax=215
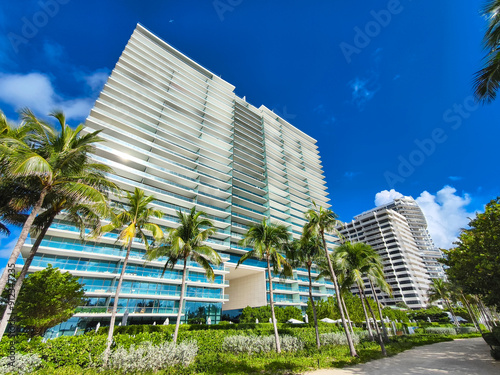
xmin=423 ymin=327 xmax=457 ymax=335
xmin=222 ymin=335 xmax=303 ymax=354
xmin=0 ymin=353 xmax=42 ymax=375
xmin=107 ymin=340 xmax=198 ymax=372
xmin=320 ymin=332 xmax=361 ymax=346
xmin=455 ymin=327 xmax=477 ymax=334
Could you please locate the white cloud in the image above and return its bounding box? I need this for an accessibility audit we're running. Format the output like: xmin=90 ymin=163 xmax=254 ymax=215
xmin=83 ymin=70 xmax=109 ymax=92
xmin=0 ymin=71 xmax=103 ymax=120
xmin=373 ymin=186 xmax=474 ymax=249
xmin=416 ymin=186 xmax=473 ymax=249
xmin=375 ymin=189 xmax=403 ymax=206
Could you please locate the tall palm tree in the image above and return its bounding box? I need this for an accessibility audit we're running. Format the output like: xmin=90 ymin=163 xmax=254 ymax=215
xmin=304 ymin=203 xmax=357 ymax=357
xmin=428 ymin=278 xmax=460 ymax=327
xmin=237 ymin=219 xmax=292 ymax=354
xmin=100 ymin=188 xmax=164 ymax=364
xmin=474 ymin=0 xmax=500 ymax=103
xmin=365 ymin=259 xmax=392 ymax=342
xmin=146 ymin=207 xmax=221 ymax=344
xmin=0 ymin=109 xmax=109 ymax=296
xmin=285 ymin=235 xmax=323 ymax=349
xmin=334 ymin=242 xmax=387 ymax=356
xmin=0 ymin=190 xmax=113 ymax=340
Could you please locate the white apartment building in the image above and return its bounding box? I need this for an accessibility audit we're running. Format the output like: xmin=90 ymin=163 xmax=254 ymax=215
xmin=338 ymin=197 xmax=437 ymax=309
xmin=22 ymin=24 xmax=336 ymax=333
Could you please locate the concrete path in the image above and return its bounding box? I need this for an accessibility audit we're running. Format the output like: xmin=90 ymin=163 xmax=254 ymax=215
xmin=304 ymin=338 xmax=500 ymax=375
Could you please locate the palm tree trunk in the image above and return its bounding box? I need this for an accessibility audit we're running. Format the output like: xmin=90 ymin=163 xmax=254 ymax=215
xmin=173 ymin=258 xmax=187 ymax=344
xmin=357 ymin=283 xmax=374 ymax=341
xmin=478 ymin=300 xmax=493 ymax=329
xmin=0 ymin=214 xmax=55 ymax=341
xmin=369 ymin=279 xmax=389 ymax=342
xmin=461 ymin=293 xmax=482 ymax=334
xmin=445 ymin=298 xmax=460 ymax=327
xmin=103 ymin=239 xmax=133 ymax=365
xmin=0 ymin=187 xmax=48 ymax=295
xmin=307 ymin=264 xmax=320 ymax=349
xmin=266 ymin=255 xmax=281 ymax=353
xmin=363 ymin=288 xmax=387 ymax=356
xmin=320 ymin=230 xmax=357 ymax=357
xmin=340 ymin=292 xmax=355 ymax=336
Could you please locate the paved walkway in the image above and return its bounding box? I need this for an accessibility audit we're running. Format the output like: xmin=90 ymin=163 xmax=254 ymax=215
xmin=304 ymin=338 xmax=500 ymax=375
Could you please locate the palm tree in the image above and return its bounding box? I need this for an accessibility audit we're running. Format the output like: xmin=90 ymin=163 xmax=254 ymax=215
xmin=0 ymin=190 xmax=113 ymax=340
xmin=0 ymin=109 xmax=109 ymax=296
xmin=237 ymin=219 xmax=292 ymax=353
xmin=100 ymin=188 xmax=164 ymax=364
xmin=473 ymin=0 xmax=500 ymax=103
xmin=285 ymin=235 xmax=323 ymax=349
xmin=428 ymin=278 xmax=460 ymax=327
xmin=334 ymin=242 xmax=387 ymax=356
xmin=304 ymin=204 xmax=357 ymax=357
xmin=146 ymin=207 xmax=221 ymax=344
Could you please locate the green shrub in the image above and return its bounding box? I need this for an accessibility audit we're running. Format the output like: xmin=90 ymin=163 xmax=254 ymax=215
xmin=455 ymin=327 xmax=477 ymax=334
xmin=222 ymin=335 xmax=303 ymax=354
xmin=0 ymin=353 xmax=42 ymax=375
xmin=107 ymin=340 xmax=198 ymax=372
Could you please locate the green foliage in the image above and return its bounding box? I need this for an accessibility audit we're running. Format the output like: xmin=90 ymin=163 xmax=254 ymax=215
xmin=12 ymin=265 xmax=86 ymax=337
xmin=423 ymin=327 xmax=457 ymax=335
xmin=240 ymin=305 xmax=302 ymax=323
xmin=305 ymin=294 xmax=383 ymax=323
xmin=408 ymin=306 xmax=449 ymax=323
xmin=382 ymin=307 xmax=410 ymax=322
xmin=442 ymin=198 xmax=500 ymax=308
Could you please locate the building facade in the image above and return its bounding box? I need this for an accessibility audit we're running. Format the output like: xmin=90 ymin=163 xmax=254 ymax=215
xmin=21 ymin=24 xmax=336 ymax=334
xmin=337 ymin=197 xmax=439 ymax=309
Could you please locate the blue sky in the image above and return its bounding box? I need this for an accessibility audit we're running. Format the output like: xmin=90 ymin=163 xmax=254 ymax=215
xmin=0 ymin=0 xmax=499 ymax=264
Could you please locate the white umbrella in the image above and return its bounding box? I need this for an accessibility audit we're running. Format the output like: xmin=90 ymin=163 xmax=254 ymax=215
xmin=207 ymin=317 xmax=212 ymax=325
xmin=287 ymin=318 xmax=305 ymax=324
xmin=304 ymin=314 xmax=309 ymax=323
xmin=163 ymin=318 xmax=169 ymax=325
xmin=95 ymin=322 xmax=100 ymax=333
xmin=320 ymin=318 xmax=336 ymax=323
xmin=153 ymin=321 xmax=156 ymax=325
xmin=255 ymin=318 xmax=259 ymax=324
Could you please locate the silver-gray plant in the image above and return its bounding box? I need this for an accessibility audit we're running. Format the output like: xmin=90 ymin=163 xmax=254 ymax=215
xmin=423 ymin=327 xmax=457 ymax=335
xmin=320 ymin=332 xmax=362 ymax=346
xmin=0 ymin=353 xmax=42 ymax=375
xmin=222 ymin=335 xmax=303 ymax=354
xmin=107 ymin=340 xmax=198 ymax=372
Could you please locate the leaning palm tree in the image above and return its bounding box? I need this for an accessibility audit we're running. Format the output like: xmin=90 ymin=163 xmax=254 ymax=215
xmin=334 ymin=242 xmax=387 ymax=355
xmin=237 ymin=219 xmax=292 ymax=354
xmin=146 ymin=207 xmax=221 ymax=344
xmin=100 ymin=188 xmax=164 ymax=364
xmin=285 ymin=235 xmax=323 ymax=349
xmin=473 ymin=0 xmax=500 ymax=103
xmin=0 ymin=188 xmax=113 ymax=340
xmin=0 ymin=109 xmax=109 ymax=295
xmin=428 ymin=278 xmax=460 ymax=327
xmin=304 ymin=203 xmax=357 ymax=357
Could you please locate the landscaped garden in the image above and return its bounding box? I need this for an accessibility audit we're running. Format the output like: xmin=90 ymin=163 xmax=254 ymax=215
xmin=0 ymin=320 xmax=484 ymax=374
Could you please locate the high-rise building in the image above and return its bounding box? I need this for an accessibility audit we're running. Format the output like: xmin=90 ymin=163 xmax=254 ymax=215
xmin=22 ymin=24 xmax=336 ymax=333
xmin=337 ymin=197 xmax=439 ymax=309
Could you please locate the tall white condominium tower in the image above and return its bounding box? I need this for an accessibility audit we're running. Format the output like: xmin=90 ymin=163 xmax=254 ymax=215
xmin=337 ymin=196 xmax=439 ymax=309
xmin=24 ymin=24 xmax=337 ymax=334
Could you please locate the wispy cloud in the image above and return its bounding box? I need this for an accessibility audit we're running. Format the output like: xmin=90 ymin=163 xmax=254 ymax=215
xmin=344 ymin=171 xmax=361 ymax=180
xmin=448 ymin=176 xmax=463 ymax=181
xmin=348 ymin=71 xmax=380 ymax=111
xmin=0 ymin=237 xmax=17 ymax=259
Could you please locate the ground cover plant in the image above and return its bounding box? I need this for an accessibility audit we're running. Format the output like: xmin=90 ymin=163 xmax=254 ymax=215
xmin=0 ymin=322 xmax=483 ymax=374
